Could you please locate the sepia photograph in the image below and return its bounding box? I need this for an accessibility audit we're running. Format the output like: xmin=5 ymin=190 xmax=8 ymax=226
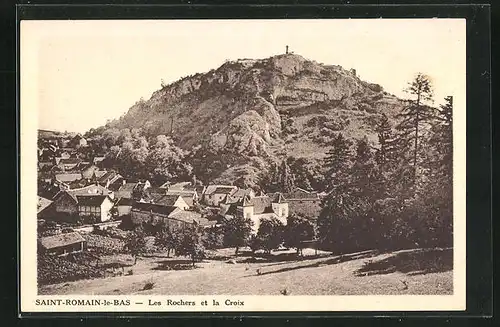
xmin=20 ymin=18 xmax=466 ymax=312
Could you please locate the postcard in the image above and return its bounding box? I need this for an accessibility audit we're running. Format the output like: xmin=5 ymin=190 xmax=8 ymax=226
xmin=20 ymin=18 xmax=466 ymax=313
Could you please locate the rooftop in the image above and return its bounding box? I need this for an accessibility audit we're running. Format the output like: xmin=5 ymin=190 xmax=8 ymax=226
xmin=213 ymin=187 xmax=237 ymax=194
xmin=131 ymin=202 xmax=179 ymax=216
xmin=204 ymin=185 xmax=236 ymax=195
xmin=55 ymin=173 xmax=82 ymax=183
xmin=153 ymin=194 xmax=183 ymax=206
xmin=76 ymin=195 xmax=110 ymax=206
xmin=37 ymin=196 xmax=53 ymax=213
xmin=39 ymin=232 xmax=85 ymax=250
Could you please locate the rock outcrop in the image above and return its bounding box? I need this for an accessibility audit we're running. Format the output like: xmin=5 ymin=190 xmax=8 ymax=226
xmin=110 ymin=53 xmax=404 ymax=161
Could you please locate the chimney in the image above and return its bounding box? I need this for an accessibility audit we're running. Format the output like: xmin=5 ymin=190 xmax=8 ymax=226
xmin=286 ymin=45 xmax=289 ymax=54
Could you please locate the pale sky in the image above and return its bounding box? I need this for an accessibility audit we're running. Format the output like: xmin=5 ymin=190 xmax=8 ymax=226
xmin=21 ymin=19 xmax=466 ymax=133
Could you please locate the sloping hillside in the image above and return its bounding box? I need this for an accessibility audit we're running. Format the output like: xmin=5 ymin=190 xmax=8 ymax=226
xmin=39 ymin=248 xmax=452 ymax=296
xmin=110 ymin=54 xmax=403 ymax=152
xmin=95 ymin=53 xmax=407 ymax=184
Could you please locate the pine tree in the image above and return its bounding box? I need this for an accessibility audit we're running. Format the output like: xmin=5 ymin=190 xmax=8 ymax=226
xmin=429 ymin=96 xmax=453 ymax=180
xmin=375 ymin=113 xmax=398 ymax=172
xmin=277 ymin=159 xmax=295 ymax=193
xmin=318 ymin=133 xmax=357 ymax=251
xmin=422 ymin=96 xmax=453 ymax=247
xmin=396 ymin=73 xmax=434 ymax=187
xmin=323 ymin=133 xmax=353 ymax=192
xmin=351 ymin=136 xmax=382 ymax=198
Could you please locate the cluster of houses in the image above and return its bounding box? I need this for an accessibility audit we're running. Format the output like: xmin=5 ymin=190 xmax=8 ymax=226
xmin=37 ymin=133 xmax=323 ymax=256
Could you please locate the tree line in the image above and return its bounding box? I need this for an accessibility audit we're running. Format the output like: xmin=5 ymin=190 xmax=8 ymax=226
xmin=317 ymin=73 xmax=453 ymax=253
xmin=125 ymin=212 xmax=316 ymax=265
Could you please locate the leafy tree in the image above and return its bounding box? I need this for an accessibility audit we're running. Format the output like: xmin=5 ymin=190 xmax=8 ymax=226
xmin=416 ymin=96 xmax=454 ymax=248
xmin=174 ymin=227 xmax=206 ymax=267
xmin=317 ymin=188 xmax=368 ymax=253
xmin=124 ymin=227 xmax=147 ymax=265
xmin=146 ymin=135 xmax=192 ymax=184
xmin=248 ymin=234 xmax=262 ymax=254
xmin=202 ymin=226 xmax=224 ymax=250
xmin=222 ymin=216 xmax=253 ymax=255
xmin=260 ymin=161 xmax=280 ymax=193
xmin=118 ymin=128 xmax=132 ymax=144
xmin=287 ymin=157 xmax=312 ymax=191
xmin=102 ymin=128 xmax=121 ymax=148
xmin=154 ymin=224 xmax=179 ymax=257
xmin=256 ymin=218 xmax=285 ymax=254
xmin=283 ymin=214 xmax=315 ymax=256
xmin=189 ymin=145 xmax=227 ymax=186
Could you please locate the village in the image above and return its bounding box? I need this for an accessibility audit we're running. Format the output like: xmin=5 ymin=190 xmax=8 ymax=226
xmin=36 ymin=131 xmax=331 ymax=290
xmin=35 ymin=122 xmax=454 ymax=297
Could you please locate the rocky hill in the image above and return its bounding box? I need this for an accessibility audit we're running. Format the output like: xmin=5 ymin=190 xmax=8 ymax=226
xmin=103 ymin=53 xmax=406 ymax=185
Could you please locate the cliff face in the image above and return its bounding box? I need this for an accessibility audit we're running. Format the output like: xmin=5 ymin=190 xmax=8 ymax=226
xmin=111 ymin=54 xmax=404 ymax=161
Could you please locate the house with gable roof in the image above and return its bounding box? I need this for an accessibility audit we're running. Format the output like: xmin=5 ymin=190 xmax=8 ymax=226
xmin=280 ymin=187 xmax=322 ymax=219
xmin=39 ymin=231 xmax=86 ymax=256
xmin=161 ymin=181 xmax=205 ymax=207
xmin=76 ymin=195 xmax=114 ymax=223
xmin=202 ymin=185 xmax=238 ymax=206
xmin=149 ymin=194 xmax=190 ymax=210
xmin=49 ymin=184 xmax=115 ymax=223
xmin=220 ymin=193 xmax=289 ymax=232
xmin=130 ymin=202 xmax=214 ymax=229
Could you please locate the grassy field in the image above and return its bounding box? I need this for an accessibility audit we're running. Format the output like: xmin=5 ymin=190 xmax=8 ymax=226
xmin=39 ymin=247 xmax=453 ymax=296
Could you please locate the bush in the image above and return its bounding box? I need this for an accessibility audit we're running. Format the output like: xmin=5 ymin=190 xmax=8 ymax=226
xmin=367 ymin=83 xmax=384 ymax=93
xmin=83 ymin=234 xmax=126 ymax=254
xmin=142 ymin=281 xmax=155 ymax=290
xmin=202 ymin=226 xmax=224 ymax=250
xmin=38 ymin=254 xmax=105 ymax=285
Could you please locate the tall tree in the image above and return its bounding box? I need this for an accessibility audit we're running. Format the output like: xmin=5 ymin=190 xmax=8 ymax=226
xmin=375 ymin=113 xmax=398 ymax=172
xmin=276 ymin=159 xmax=295 ymax=193
xmin=429 ymin=96 xmax=453 ymax=180
xmin=351 ymin=136 xmax=382 ymax=198
xmin=396 ymin=73 xmax=434 ymax=186
xmin=323 ymin=133 xmax=353 ymax=192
